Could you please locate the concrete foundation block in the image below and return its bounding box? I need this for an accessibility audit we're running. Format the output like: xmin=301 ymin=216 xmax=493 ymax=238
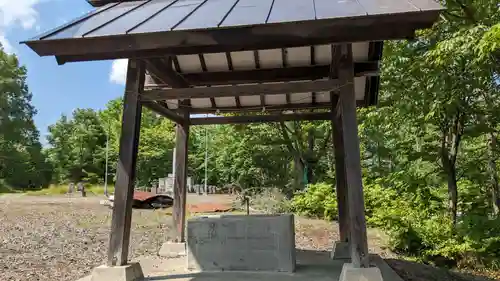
xmin=187 ymin=214 xmax=296 ymax=272
xmin=339 ymin=263 xmax=383 ymax=281
xmin=330 ymin=241 xmax=351 ymax=260
xmin=158 ymin=242 xmax=186 ymax=258
xmin=91 ymin=263 xmax=144 ymax=281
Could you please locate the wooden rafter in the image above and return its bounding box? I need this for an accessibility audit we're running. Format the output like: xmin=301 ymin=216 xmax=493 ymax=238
xmin=142 ymin=79 xmax=340 ymax=101
xmin=180 ymin=100 xmax=370 ymax=114
xmin=190 ymin=112 xmax=331 ymax=125
xmin=144 ymin=58 xmax=189 ymax=88
xmin=145 ymin=62 xmax=377 ymax=87
xmin=142 ymin=101 xmax=184 ymax=124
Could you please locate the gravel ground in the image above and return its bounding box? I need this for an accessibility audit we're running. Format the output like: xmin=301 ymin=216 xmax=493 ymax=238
xmin=0 ymin=194 xmax=496 ymax=281
xmin=0 ymin=195 xmax=173 ymax=281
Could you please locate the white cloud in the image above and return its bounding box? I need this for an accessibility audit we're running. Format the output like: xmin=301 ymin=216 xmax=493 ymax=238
xmin=0 ymin=33 xmax=13 ymax=53
xmin=0 ymin=0 xmax=44 ymax=53
xmin=110 ymin=59 xmax=128 ymax=85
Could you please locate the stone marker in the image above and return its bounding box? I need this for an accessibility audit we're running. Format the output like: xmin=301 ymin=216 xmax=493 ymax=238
xmin=158 ymin=242 xmax=186 ymax=258
xmin=187 ymin=214 xmax=296 ymax=272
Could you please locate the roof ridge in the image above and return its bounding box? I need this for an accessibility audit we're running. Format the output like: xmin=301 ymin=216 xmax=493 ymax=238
xmin=87 ymin=0 xmax=142 ymax=7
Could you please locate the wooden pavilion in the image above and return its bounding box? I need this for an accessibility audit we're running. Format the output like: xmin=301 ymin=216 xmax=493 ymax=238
xmin=23 ymin=0 xmax=442 ymax=278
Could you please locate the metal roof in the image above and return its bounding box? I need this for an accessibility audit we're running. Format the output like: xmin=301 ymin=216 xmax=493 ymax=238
xmin=23 ymin=0 xmax=443 ymax=62
xmin=34 ymin=0 xmax=442 ymax=39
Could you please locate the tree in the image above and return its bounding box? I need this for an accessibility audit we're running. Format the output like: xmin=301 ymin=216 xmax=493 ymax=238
xmin=0 ymin=46 xmax=50 ymax=189
xmin=47 ymin=109 xmax=106 ymax=183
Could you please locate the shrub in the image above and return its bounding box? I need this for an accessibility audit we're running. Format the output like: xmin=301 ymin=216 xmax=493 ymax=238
xmin=250 ymin=188 xmax=292 ymax=214
xmin=291 ymin=183 xmax=338 ymax=220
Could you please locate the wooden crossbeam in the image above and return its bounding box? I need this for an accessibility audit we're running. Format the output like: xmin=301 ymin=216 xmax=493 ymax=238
xmin=145 ymin=63 xmax=377 ymax=87
xmin=145 ymin=58 xmax=189 ymax=88
xmin=142 ymin=101 xmax=185 ymax=124
xmin=142 ymin=79 xmax=340 ymax=101
xmin=190 ymin=112 xmax=331 ymax=125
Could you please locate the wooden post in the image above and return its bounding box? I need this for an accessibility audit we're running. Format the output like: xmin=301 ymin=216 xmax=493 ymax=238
xmin=172 ymin=102 xmax=190 ymax=242
xmin=331 ymin=95 xmax=350 ymax=243
xmin=338 ymin=43 xmax=370 ymax=268
xmin=107 ymin=59 xmax=144 ymax=266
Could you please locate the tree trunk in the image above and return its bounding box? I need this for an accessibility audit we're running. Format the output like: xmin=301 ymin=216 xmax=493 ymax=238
xmin=445 ymin=160 xmax=458 ymax=226
xmin=441 ymin=135 xmax=459 ymax=227
xmin=487 ymin=132 xmax=500 ymax=215
xmin=293 ymin=158 xmax=305 ymax=192
xmin=307 ymin=128 xmax=314 ymax=183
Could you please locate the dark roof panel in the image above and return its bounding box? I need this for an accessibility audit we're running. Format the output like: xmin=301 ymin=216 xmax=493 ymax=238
xmin=174 ymin=0 xmax=238 ymax=30
xmin=357 ymin=0 xmax=419 ymax=15
xmin=88 ymin=0 xmax=177 ymax=37
xmin=314 ymin=0 xmax=367 ymax=19
xmin=219 ymin=0 xmax=274 ymax=27
xmin=408 ymin=0 xmax=443 ymax=11
xmin=130 ymin=0 xmax=205 ymax=33
xmin=47 ymin=1 xmax=142 ymax=39
xmin=266 ymin=0 xmax=316 ymax=23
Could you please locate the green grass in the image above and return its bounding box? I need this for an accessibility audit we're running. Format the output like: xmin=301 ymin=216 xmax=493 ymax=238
xmin=0 ymin=181 xmax=21 ymax=194
xmin=27 ymin=184 xmax=115 ymax=196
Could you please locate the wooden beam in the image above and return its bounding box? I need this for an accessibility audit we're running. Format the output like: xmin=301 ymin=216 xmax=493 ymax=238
xmin=142 ymin=101 xmax=185 ymax=124
xmin=331 ymin=94 xmax=349 ymax=243
xmin=339 ymin=43 xmax=369 ymax=268
xmin=142 ymin=79 xmax=339 ymax=101
xmin=176 ymin=99 xmax=367 ymax=114
xmin=281 ymin=48 xmax=291 ymax=105
xmin=197 ymin=54 xmax=217 ymax=108
xmin=145 ymin=63 xmax=377 ymax=87
xmin=172 ymin=101 xmax=190 ymax=242
xmin=144 ymin=58 xmax=189 ymax=88
xmin=182 ymin=102 xmax=332 ymax=114
xmin=107 ymin=59 xmax=144 ymax=266
xmin=190 ymin=112 xmax=331 ymax=125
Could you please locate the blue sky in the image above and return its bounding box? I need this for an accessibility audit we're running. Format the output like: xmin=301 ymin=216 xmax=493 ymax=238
xmin=1 ymin=0 xmax=128 ymax=142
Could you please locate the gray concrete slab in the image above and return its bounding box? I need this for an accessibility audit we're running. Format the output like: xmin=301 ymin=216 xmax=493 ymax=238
xmin=187 ymin=214 xmax=295 ymax=272
xmin=77 ymin=252 xmax=403 ymax=281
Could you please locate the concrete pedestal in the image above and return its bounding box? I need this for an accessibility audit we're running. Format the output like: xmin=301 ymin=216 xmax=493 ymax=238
xmin=187 ymin=214 xmax=296 ymax=272
xmin=91 ymin=263 xmax=144 ymax=281
xmin=339 ymin=263 xmax=383 ymax=281
xmin=159 ymin=242 xmax=186 ymax=258
xmin=330 ymin=241 xmax=351 ymax=260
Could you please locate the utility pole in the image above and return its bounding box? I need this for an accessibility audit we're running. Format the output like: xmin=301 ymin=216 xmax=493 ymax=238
xmin=104 ymin=125 xmax=109 ymax=197
xmin=204 ymin=124 xmax=208 ymax=195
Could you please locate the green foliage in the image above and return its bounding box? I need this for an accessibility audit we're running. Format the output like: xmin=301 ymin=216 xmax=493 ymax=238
xmin=46 ymin=109 xmax=107 ymax=183
xmin=0 ymin=46 xmax=50 ymax=189
xmin=291 ymin=183 xmax=338 ymax=221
